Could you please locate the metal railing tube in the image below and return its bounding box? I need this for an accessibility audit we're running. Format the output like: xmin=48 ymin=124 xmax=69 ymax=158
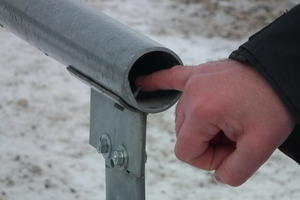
xmin=0 ymin=0 xmax=182 ymax=113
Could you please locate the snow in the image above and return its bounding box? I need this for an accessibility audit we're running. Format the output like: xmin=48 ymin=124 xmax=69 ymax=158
xmin=1 ymin=0 xmax=300 ymax=200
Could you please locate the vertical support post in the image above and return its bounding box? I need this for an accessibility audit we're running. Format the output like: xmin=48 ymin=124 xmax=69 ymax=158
xmin=90 ymin=89 xmax=147 ymax=200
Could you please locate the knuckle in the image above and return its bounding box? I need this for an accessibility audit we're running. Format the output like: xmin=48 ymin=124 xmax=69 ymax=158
xmin=188 ymin=100 xmax=214 ymax=120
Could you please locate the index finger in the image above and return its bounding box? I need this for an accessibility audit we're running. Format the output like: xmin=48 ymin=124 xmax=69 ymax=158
xmin=135 ymin=65 xmax=195 ymax=91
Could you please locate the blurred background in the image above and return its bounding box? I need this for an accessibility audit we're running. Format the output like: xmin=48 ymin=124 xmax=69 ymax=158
xmin=84 ymin=0 xmax=298 ymax=39
xmin=1 ymin=0 xmax=299 ymax=200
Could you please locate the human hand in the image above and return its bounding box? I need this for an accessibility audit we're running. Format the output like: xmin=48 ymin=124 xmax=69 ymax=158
xmin=136 ymin=59 xmax=295 ymax=186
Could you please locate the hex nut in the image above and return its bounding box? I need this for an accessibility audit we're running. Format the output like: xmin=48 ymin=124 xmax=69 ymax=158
xmin=112 ymin=146 xmax=128 ymax=170
xmin=113 ymin=150 xmax=125 ymax=165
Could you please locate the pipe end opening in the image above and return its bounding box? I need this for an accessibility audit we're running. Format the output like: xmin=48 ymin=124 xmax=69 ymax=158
xmin=128 ymin=50 xmax=182 ymax=113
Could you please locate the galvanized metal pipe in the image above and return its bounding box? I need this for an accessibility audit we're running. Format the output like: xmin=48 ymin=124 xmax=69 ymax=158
xmin=0 ymin=0 xmax=182 ymax=113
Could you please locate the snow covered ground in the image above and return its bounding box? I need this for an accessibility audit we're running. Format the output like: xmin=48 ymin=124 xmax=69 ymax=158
xmin=1 ymin=0 xmax=300 ymax=200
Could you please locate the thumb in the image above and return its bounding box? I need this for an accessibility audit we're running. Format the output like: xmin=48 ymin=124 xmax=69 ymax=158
xmin=214 ymin=130 xmax=278 ymax=186
xmin=135 ymin=65 xmax=195 ymax=91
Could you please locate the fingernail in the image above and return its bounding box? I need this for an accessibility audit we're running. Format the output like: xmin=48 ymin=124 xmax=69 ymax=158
xmin=214 ymin=173 xmax=226 ymax=184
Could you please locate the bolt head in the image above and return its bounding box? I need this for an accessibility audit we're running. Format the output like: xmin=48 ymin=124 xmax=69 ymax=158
xmin=113 ymin=150 xmax=125 ymax=165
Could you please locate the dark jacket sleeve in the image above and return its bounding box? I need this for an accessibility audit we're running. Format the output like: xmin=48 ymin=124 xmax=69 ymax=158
xmin=229 ymin=4 xmax=300 ymax=164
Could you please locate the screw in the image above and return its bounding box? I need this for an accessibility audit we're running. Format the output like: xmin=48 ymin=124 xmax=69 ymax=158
xmin=113 ymin=150 xmax=125 ymax=165
xmin=98 ymin=135 xmax=109 ymax=154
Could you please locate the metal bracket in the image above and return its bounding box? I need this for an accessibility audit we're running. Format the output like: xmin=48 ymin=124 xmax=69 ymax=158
xmin=68 ymin=66 xmax=147 ymax=200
